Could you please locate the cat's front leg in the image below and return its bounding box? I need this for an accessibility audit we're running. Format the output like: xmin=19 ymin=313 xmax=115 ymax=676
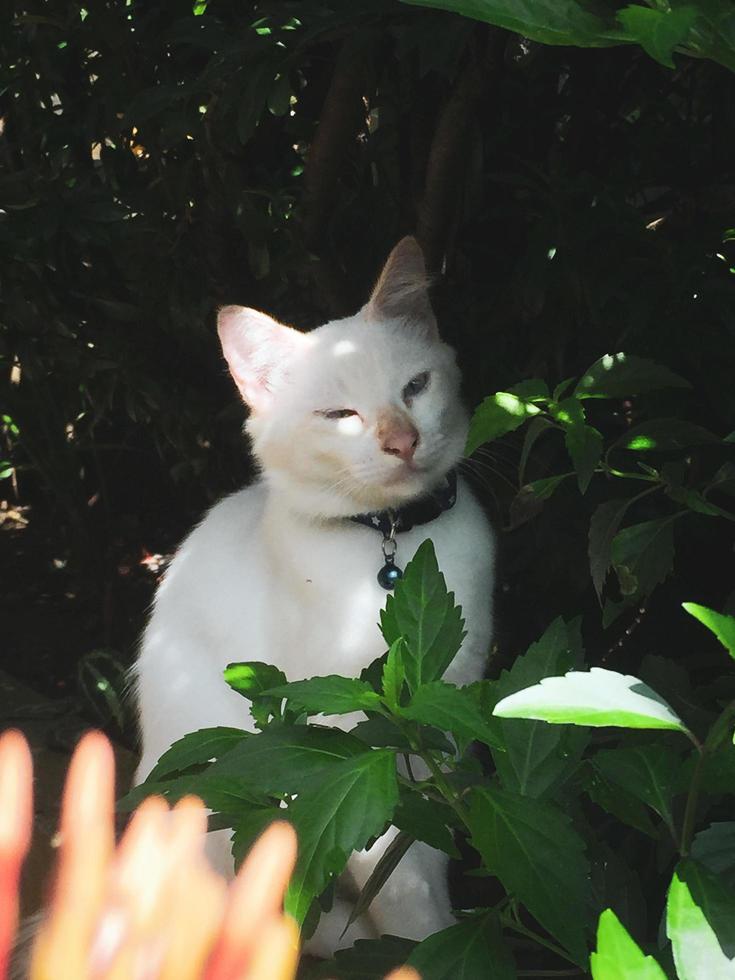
xmin=346 ymin=828 xmax=455 ymax=941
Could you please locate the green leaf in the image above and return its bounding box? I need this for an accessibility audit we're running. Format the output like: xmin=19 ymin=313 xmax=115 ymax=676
xmin=224 ymin=661 xmax=288 ymax=727
xmin=401 ymin=680 xmax=503 ymax=751
xmin=667 ymin=486 xmax=734 ymax=519
xmin=591 ymin=744 xmax=683 ymax=834
xmin=591 ymin=908 xmax=667 ymax=979
xmin=589 ymin=498 xmax=636 ymax=599
xmin=285 ymin=748 xmax=399 ymax=923
xmin=118 ymin=770 xmax=266 ymax=816
xmin=617 ymin=5 xmax=698 ymax=68
xmin=491 ymin=618 xmax=589 ymax=798
xmin=380 ymin=540 xmax=466 ymax=694
xmin=382 ymin=638 xmax=406 ymax=711
xmin=613 ymin=418 xmax=720 ymax=453
xmin=393 ymin=789 xmax=459 ymax=858
xmin=408 ymin=911 xmax=516 ymax=979
xmin=344 ymin=830 xmax=414 ymax=932
xmin=494 ymin=667 xmax=689 ymax=733
xmin=666 ymin=859 xmax=735 ymax=980
xmin=146 ymin=726 xmax=249 ymax=781
xmin=518 ymin=415 xmax=555 ymax=484
xmin=209 ymin=725 xmax=370 ymax=796
xmin=468 ymin=786 xmax=590 ymax=965
xmin=611 ymin=518 xmax=676 ymax=597
xmin=683 ymin=603 xmax=735 ymax=659
xmin=583 ymin=764 xmax=658 ymax=838
xmin=399 ymin=0 xmax=627 ymax=48
xmin=262 ymin=675 xmax=382 ymax=715
xmin=575 ymin=353 xmax=690 ymax=400
xmin=509 ymin=378 xmax=550 ymax=402
xmin=565 ymin=421 xmax=604 ymax=493
xmin=466 ymin=391 xmax=541 ymax=455
xmin=224 ymin=661 xmax=287 ymax=697
xmin=692 ymin=823 xmax=735 ymax=890
xmin=318 ymin=936 xmax=417 ymax=979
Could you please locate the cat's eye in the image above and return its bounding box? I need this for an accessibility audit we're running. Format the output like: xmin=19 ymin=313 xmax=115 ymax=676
xmin=321 ymin=409 xmax=358 ymax=420
xmin=402 ymin=371 xmax=430 ymax=401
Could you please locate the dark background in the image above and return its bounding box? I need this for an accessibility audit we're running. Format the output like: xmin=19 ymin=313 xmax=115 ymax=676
xmin=2 ymin=0 xmax=734 ymax=748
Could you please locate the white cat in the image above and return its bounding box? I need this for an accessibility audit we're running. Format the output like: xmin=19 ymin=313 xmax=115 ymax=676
xmin=134 ymin=237 xmax=495 ymax=953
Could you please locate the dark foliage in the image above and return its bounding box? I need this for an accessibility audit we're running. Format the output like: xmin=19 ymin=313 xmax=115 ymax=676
xmin=1 ymin=2 xmax=734 ymax=736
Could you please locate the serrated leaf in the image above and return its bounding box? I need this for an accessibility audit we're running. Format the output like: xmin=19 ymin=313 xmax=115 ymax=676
xmin=565 ymin=422 xmax=603 ymax=493
xmin=584 ymin=764 xmax=658 ymax=837
xmin=262 ymin=675 xmax=382 ymax=715
xmin=614 ymin=418 xmax=720 ymax=453
xmin=393 ymin=789 xmax=459 ymax=857
xmin=380 ymin=540 xmax=466 ymax=694
xmin=146 ymin=726 xmax=249 ymax=781
xmin=401 ymin=680 xmax=503 ymax=751
xmin=285 ymin=749 xmax=399 ymax=923
xmin=408 ymin=911 xmax=516 ymax=979
xmin=617 ymin=5 xmax=698 ymax=68
xmin=467 ymin=786 xmax=590 ymax=965
xmin=591 ymin=908 xmax=667 ymax=979
xmin=494 ymin=667 xmax=689 ymax=733
xmin=224 ymin=661 xmax=287 ymax=697
xmin=318 ymin=936 xmax=417 ymax=979
xmin=518 ymin=415 xmax=555 ymax=484
xmin=118 ymin=770 xmax=266 ymax=816
xmin=208 ymin=725 xmax=370 ymax=796
xmin=491 ymin=618 xmax=589 ymax=798
xmin=667 ymin=859 xmax=735 ymax=979
xmin=591 ymin=744 xmax=683 ymax=834
xmin=399 ymin=0 xmax=627 ymax=48
xmin=509 ymin=378 xmax=550 ymax=401
xmin=575 ymin=353 xmax=690 ymax=400
xmin=611 ymin=518 xmax=676 ymax=597
xmin=589 ymin=498 xmax=636 ymax=598
xmin=350 ymin=716 xmax=454 ymax=754
xmin=466 ymin=391 xmax=541 ymax=455
xmin=382 ymin=638 xmax=406 ymax=711
xmin=692 ymin=823 xmax=735 ymax=890
xmin=683 ymin=603 xmax=735 ymax=659
xmin=344 ymin=830 xmax=414 ymax=933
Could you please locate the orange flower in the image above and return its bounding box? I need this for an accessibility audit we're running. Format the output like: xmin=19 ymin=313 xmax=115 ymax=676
xmin=0 ymin=730 xmax=33 ymax=980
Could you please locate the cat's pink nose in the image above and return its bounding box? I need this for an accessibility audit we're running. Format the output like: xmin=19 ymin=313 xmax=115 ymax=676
xmin=381 ymin=423 xmax=419 ymax=462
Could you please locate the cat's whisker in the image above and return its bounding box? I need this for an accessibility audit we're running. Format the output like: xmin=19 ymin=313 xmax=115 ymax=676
xmin=461 ymin=456 xmax=517 ymax=492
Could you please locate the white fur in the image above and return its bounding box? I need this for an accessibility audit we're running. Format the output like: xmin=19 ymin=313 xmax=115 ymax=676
xmin=134 ymin=239 xmax=495 ymax=953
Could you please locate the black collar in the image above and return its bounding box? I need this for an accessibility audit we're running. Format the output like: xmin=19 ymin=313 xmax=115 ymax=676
xmin=349 ymin=470 xmax=458 ymax=536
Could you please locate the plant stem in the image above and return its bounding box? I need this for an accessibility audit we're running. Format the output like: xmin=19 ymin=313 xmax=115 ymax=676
xmin=681 ymin=745 xmax=705 ymax=856
xmin=500 ymin=914 xmax=579 ymax=967
xmin=417 ymin=746 xmax=470 ymax=826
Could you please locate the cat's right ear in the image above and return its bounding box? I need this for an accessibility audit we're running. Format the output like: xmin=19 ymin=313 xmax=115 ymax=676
xmin=217 ymin=306 xmax=306 ymax=412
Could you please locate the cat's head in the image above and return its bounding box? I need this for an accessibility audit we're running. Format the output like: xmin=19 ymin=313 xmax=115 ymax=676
xmin=218 ymin=237 xmax=467 ymax=518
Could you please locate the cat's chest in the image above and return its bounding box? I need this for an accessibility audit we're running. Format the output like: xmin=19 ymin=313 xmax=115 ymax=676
xmin=235 ymin=519 xmax=402 ymax=677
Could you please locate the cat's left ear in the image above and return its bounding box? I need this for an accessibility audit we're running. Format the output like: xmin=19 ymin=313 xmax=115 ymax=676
xmin=217 ymin=305 xmax=307 ymax=412
xmin=365 ymin=237 xmax=438 ymax=339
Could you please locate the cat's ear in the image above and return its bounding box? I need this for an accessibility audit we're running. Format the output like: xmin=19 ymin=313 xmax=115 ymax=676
xmin=217 ymin=306 xmax=306 ymax=412
xmin=365 ymin=236 xmax=438 ymax=338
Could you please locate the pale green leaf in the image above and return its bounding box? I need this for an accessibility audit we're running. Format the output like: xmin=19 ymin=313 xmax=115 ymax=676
xmin=494 ymin=667 xmax=689 ymax=733
xmin=667 ymin=859 xmax=735 ymax=980
xmin=591 ymin=908 xmax=667 ymax=979
xmin=683 ymin=603 xmax=735 ymax=660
